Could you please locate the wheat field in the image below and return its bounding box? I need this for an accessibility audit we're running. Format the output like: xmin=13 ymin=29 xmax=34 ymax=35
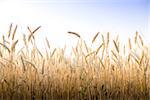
xmin=0 ymin=24 xmax=149 ymax=100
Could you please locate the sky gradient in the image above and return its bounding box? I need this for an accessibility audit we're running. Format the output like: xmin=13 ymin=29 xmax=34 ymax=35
xmin=0 ymin=0 xmax=149 ymax=49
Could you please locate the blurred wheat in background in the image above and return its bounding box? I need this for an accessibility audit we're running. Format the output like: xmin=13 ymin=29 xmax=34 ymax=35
xmin=0 ymin=24 xmax=149 ymax=100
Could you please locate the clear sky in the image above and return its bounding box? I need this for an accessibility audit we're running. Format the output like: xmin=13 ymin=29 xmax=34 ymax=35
xmin=0 ymin=0 xmax=149 ymax=50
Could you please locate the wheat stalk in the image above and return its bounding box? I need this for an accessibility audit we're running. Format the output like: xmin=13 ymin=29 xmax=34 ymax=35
xmin=139 ymin=35 xmax=144 ymax=46
xmin=116 ymin=35 xmax=119 ymax=42
xmin=23 ymin=34 xmax=27 ymax=47
xmin=99 ymin=58 xmax=105 ymax=69
xmin=139 ymin=51 xmax=144 ymax=65
xmin=82 ymin=40 xmax=88 ymax=53
xmin=36 ymin=48 xmax=43 ymax=58
xmin=96 ymin=43 xmax=104 ymax=55
xmin=128 ymin=54 xmax=131 ymax=62
xmin=11 ymin=40 xmax=18 ymax=52
xmin=2 ymin=35 xmax=10 ymax=45
xmin=123 ymin=45 xmax=126 ymax=55
xmin=0 ymin=42 xmax=10 ymax=53
xmin=45 ymin=37 xmax=50 ymax=49
xmin=8 ymin=23 xmax=12 ymax=38
xmin=24 ymin=60 xmax=37 ymax=72
xmin=111 ymin=50 xmax=118 ymax=60
xmin=101 ymin=34 xmax=105 ymax=45
xmin=85 ymin=51 xmax=96 ymax=58
xmin=134 ymin=31 xmax=138 ymax=44
xmin=131 ymin=53 xmax=140 ymax=67
xmin=106 ymin=32 xmax=110 ymax=47
xmin=113 ymin=40 xmax=119 ymax=53
xmin=51 ymin=48 xmax=56 ymax=57
xmin=42 ymin=59 xmax=45 ymax=74
xmin=68 ymin=31 xmax=81 ymax=38
xmin=12 ymin=25 xmax=17 ymax=40
xmin=20 ymin=56 xmax=26 ymax=72
xmin=128 ymin=38 xmax=132 ymax=49
xmin=33 ymin=26 xmax=41 ymax=33
xmin=28 ymin=26 xmax=41 ymax=41
xmin=92 ymin=32 xmax=99 ymax=43
xmin=27 ymin=26 xmax=32 ymax=34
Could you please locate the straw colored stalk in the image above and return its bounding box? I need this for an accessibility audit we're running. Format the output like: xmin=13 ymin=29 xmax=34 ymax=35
xmin=24 ymin=60 xmax=37 ymax=72
xmin=2 ymin=35 xmax=5 ymax=44
xmin=20 ymin=56 xmax=26 ymax=72
xmin=139 ymin=35 xmax=144 ymax=46
xmin=96 ymin=43 xmax=104 ymax=55
xmin=134 ymin=31 xmax=138 ymax=44
xmin=101 ymin=34 xmax=105 ymax=59
xmin=0 ymin=42 xmax=10 ymax=53
xmin=139 ymin=51 xmax=144 ymax=65
xmin=101 ymin=34 xmax=105 ymax=45
xmin=106 ymin=32 xmax=110 ymax=47
xmin=128 ymin=38 xmax=132 ymax=50
xmin=92 ymin=32 xmax=99 ymax=43
xmin=111 ymin=50 xmax=118 ymax=60
xmin=113 ymin=40 xmax=119 ymax=53
xmin=3 ymin=35 xmax=10 ymax=45
xmin=36 ymin=48 xmax=43 ymax=58
xmin=99 ymin=58 xmax=105 ymax=69
xmin=23 ymin=34 xmax=27 ymax=47
xmin=12 ymin=25 xmax=18 ymax=40
xmin=123 ymin=45 xmax=126 ymax=55
xmin=8 ymin=23 xmax=13 ymax=38
xmin=85 ymin=51 xmax=96 ymax=58
xmin=42 ymin=59 xmax=45 ymax=74
xmin=45 ymin=37 xmax=50 ymax=49
xmin=131 ymin=53 xmax=141 ymax=68
xmin=83 ymin=40 xmax=89 ymax=53
xmin=51 ymin=48 xmax=56 ymax=57
xmin=11 ymin=40 xmax=18 ymax=52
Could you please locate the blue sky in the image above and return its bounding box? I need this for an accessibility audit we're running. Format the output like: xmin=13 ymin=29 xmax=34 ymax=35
xmin=0 ymin=0 xmax=149 ymax=49
xmin=148 ymin=0 xmax=150 ymax=35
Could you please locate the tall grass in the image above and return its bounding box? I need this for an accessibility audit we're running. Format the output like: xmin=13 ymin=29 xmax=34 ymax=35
xmin=0 ymin=24 xmax=149 ymax=100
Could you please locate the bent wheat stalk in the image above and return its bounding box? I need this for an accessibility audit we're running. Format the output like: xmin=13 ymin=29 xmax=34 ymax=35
xmin=68 ymin=31 xmax=81 ymax=38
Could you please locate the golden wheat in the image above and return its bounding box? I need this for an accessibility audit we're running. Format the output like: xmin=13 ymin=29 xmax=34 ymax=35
xmin=113 ymin=40 xmax=119 ymax=53
xmin=92 ymin=32 xmax=99 ymax=43
xmin=12 ymin=25 xmax=17 ymax=40
xmin=0 ymin=42 xmax=10 ymax=53
xmin=0 ymin=25 xmax=149 ymax=100
xmin=45 ymin=37 xmax=50 ymax=49
xmin=8 ymin=23 xmax=12 ymax=38
xmin=11 ymin=40 xmax=18 ymax=52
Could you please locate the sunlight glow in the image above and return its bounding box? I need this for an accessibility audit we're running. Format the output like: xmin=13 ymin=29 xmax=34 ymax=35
xmin=0 ymin=0 xmax=148 ymax=51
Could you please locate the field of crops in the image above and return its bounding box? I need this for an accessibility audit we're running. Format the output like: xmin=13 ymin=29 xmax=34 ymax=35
xmin=0 ymin=24 xmax=149 ymax=100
